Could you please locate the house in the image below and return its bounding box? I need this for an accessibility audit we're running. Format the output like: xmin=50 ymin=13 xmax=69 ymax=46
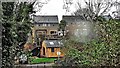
xmin=40 ymin=40 xmax=64 ymax=57
xmin=101 ymin=14 xmax=112 ymax=21
xmin=62 ymin=15 xmax=93 ymax=42
xmin=32 ymin=15 xmax=59 ymax=44
xmin=62 ymin=15 xmax=85 ymax=35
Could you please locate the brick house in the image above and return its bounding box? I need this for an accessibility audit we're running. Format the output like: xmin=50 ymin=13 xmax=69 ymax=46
xmin=32 ymin=15 xmax=59 ymax=44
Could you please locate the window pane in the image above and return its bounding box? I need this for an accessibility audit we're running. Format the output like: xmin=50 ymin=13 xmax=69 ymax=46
xmin=44 ymin=24 xmax=46 ymax=26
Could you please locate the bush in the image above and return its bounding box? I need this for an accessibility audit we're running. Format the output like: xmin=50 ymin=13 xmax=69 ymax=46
xmin=61 ymin=19 xmax=120 ymax=66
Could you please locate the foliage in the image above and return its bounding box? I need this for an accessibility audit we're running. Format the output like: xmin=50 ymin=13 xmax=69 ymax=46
xmin=59 ymin=20 xmax=67 ymax=31
xmin=2 ymin=2 xmax=35 ymax=67
xmin=63 ymin=0 xmax=119 ymax=66
xmin=62 ymin=19 xmax=120 ymax=66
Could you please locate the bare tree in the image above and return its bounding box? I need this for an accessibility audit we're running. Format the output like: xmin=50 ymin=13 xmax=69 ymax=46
xmin=112 ymin=0 xmax=120 ymax=19
xmin=63 ymin=0 xmax=73 ymax=13
xmin=64 ymin=0 xmax=115 ymax=22
xmin=33 ymin=0 xmax=51 ymax=13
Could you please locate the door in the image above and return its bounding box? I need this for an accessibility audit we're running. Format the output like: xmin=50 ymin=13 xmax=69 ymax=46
xmin=43 ymin=47 xmax=45 ymax=55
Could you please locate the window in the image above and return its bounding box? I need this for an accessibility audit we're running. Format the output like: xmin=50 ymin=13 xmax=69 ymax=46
xmin=49 ymin=42 xmax=54 ymax=45
xmin=44 ymin=24 xmax=46 ymax=26
xmin=51 ymin=48 xmax=54 ymax=52
xmin=50 ymin=31 xmax=55 ymax=34
xmin=43 ymin=24 xmax=46 ymax=26
xmin=48 ymin=24 xmax=50 ymax=26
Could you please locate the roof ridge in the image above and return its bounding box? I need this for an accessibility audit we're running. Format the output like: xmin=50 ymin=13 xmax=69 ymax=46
xmin=33 ymin=15 xmax=58 ymax=17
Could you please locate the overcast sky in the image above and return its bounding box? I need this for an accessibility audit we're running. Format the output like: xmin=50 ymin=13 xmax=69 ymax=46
xmin=35 ymin=0 xmax=85 ymax=21
xmin=34 ymin=0 xmax=120 ymax=21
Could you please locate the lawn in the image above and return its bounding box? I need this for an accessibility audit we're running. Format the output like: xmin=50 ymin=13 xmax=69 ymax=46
xmin=29 ymin=57 xmax=56 ymax=64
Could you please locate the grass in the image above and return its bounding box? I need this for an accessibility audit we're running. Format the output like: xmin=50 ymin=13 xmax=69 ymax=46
xmin=29 ymin=57 xmax=56 ymax=64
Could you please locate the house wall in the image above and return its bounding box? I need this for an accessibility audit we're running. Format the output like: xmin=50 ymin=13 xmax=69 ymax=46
xmin=40 ymin=41 xmax=47 ymax=57
xmin=34 ymin=24 xmax=59 ymax=35
xmin=66 ymin=22 xmax=79 ymax=35
xmin=46 ymin=48 xmax=64 ymax=57
xmin=66 ymin=20 xmax=93 ymax=42
xmin=31 ymin=27 xmax=35 ymax=43
xmin=32 ymin=24 xmax=59 ymax=43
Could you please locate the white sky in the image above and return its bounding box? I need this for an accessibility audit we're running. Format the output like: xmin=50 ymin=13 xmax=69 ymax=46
xmin=34 ymin=0 xmax=120 ymax=21
xmin=35 ymin=0 xmax=84 ymax=21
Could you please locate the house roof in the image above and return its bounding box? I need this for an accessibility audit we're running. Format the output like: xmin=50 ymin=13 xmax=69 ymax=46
xmin=101 ymin=14 xmax=112 ymax=20
xmin=33 ymin=15 xmax=59 ymax=24
xmin=62 ymin=15 xmax=84 ymax=23
xmin=44 ymin=40 xmax=63 ymax=47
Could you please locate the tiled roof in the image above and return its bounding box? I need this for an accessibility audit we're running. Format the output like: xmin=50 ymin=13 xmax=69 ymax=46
xmin=34 ymin=21 xmax=58 ymax=24
xmin=62 ymin=15 xmax=84 ymax=23
xmin=44 ymin=40 xmax=63 ymax=47
xmin=33 ymin=15 xmax=59 ymax=24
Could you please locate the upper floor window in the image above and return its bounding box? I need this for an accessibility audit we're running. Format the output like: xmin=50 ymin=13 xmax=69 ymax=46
xmin=48 ymin=24 xmax=50 ymax=26
xmin=43 ymin=24 xmax=47 ymax=26
xmin=44 ymin=24 xmax=46 ymax=26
